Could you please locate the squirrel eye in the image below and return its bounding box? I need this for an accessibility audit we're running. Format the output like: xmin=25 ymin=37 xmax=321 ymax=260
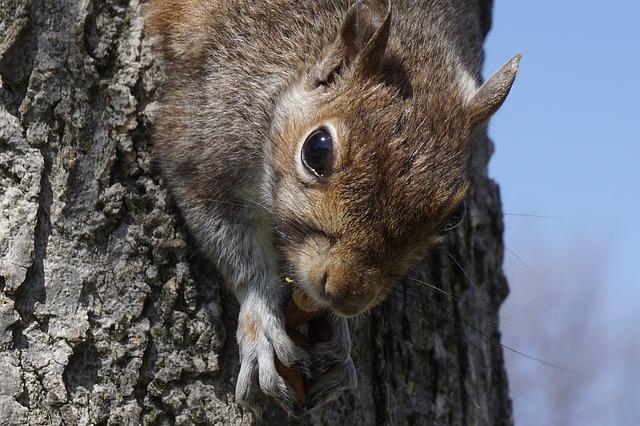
xmin=301 ymin=128 xmax=333 ymax=178
xmin=440 ymin=201 xmax=467 ymax=232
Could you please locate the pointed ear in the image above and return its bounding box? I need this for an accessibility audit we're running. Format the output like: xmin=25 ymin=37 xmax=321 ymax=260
xmin=467 ymin=54 xmax=521 ymax=124
xmin=145 ymin=0 xmax=211 ymax=66
xmin=312 ymin=0 xmax=392 ymax=86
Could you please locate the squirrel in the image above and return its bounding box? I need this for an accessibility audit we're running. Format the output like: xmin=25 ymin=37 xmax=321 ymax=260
xmin=146 ymin=0 xmax=519 ymax=416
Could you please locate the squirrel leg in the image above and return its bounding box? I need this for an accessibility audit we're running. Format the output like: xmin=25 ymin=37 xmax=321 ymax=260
xmin=304 ymin=316 xmax=356 ymax=411
xmin=309 ymin=316 xmax=352 ymax=375
xmin=187 ymin=210 xmax=311 ymax=416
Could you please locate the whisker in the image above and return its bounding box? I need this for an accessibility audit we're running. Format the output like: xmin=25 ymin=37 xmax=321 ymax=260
xmin=454 ymin=312 xmax=537 ymax=421
xmin=447 ymin=252 xmax=477 ymax=288
xmin=504 ymin=245 xmax=534 ymax=274
xmin=470 ymin=213 xmax=564 ymax=220
xmin=199 ymin=197 xmax=272 ymax=218
xmin=407 ymin=277 xmax=461 ymax=301
xmin=405 ymin=277 xmax=516 ymax=323
xmin=391 ymin=283 xmax=490 ymax=415
xmin=235 ymin=195 xmax=274 ymax=216
xmin=422 ymin=293 xmax=587 ymax=378
xmin=503 ymin=213 xmax=564 ymax=220
xmin=508 ymin=376 xmax=545 ymax=422
xmin=272 ymin=227 xmax=322 ymax=260
xmin=390 ymin=283 xmax=585 ymax=378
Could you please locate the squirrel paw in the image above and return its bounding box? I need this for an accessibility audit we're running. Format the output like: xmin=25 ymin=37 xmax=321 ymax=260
xmin=235 ymin=302 xmax=310 ymax=416
xmin=309 ymin=316 xmax=352 ymax=375
xmin=304 ymin=316 xmax=356 ymax=411
xmin=306 ymin=358 xmax=358 ymax=412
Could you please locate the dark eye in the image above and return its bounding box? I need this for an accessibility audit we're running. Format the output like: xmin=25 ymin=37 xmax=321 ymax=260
xmin=440 ymin=201 xmax=467 ymax=232
xmin=301 ymin=128 xmax=333 ymax=178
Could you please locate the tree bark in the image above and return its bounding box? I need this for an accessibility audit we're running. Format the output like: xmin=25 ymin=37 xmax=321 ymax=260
xmin=0 ymin=0 xmax=512 ymax=424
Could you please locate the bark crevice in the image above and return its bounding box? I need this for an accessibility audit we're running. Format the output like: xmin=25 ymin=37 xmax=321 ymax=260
xmin=12 ymin=130 xmax=52 ymax=348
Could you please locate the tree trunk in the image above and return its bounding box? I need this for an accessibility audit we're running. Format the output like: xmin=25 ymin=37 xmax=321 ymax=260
xmin=0 ymin=0 xmax=512 ymax=424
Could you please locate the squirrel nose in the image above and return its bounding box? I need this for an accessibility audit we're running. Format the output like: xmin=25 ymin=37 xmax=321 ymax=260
xmin=322 ymin=271 xmax=373 ymax=316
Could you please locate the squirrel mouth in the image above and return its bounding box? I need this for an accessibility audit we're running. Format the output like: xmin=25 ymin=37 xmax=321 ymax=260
xmin=283 ymin=274 xmax=381 ymax=317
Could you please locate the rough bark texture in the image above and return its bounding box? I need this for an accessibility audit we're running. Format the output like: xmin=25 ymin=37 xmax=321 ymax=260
xmin=0 ymin=0 xmax=512 ymax=424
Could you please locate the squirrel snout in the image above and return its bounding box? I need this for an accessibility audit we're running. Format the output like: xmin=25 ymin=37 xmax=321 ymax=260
xmin=321 ymin=269 xmax=376 ymax=317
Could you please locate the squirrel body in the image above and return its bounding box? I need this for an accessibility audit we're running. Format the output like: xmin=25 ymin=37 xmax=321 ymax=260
xmin=147 ymin=0 xmax=518 ymax=415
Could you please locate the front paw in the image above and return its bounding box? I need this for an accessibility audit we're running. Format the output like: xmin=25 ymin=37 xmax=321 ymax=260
xmin=308 ymin=316 xmax=352 ymax=375
xmin=235 ymin=302 xmax=311 ymax=416
xmin=306 ymin=316 xmax=357 ymax=411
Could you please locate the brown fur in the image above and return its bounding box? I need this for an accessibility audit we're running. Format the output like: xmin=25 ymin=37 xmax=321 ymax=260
xmin=240 ymin=312 xmax=260 ymax=342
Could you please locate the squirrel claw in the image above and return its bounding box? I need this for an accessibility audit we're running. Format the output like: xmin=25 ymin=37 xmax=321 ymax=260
xmin=235 ymin=301 xmax=310 ymax=417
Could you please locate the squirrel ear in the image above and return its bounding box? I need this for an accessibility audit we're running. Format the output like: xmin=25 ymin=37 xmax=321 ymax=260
xmin=312 ymin=0 xmax=392 ymax=86
xmin=145 ymin=0 xmax=210 ymax=66
xmin=467 ymin=54 xmax=521 ymax=125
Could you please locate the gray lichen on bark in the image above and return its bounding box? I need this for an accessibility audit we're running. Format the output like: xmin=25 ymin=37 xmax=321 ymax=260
xmin=0 ymin=0 xmax=512 ymax=424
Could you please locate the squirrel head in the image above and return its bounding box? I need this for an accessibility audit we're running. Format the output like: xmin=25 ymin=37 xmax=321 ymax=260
xmin=269 ymin=0 xmax=520 ymax=316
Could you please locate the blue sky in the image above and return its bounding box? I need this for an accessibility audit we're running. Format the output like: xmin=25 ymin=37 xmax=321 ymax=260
xmin=483 ymin=1 xmax=640 ymax=424
xmin=484 ymin=0 xmax=640 ymax=308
